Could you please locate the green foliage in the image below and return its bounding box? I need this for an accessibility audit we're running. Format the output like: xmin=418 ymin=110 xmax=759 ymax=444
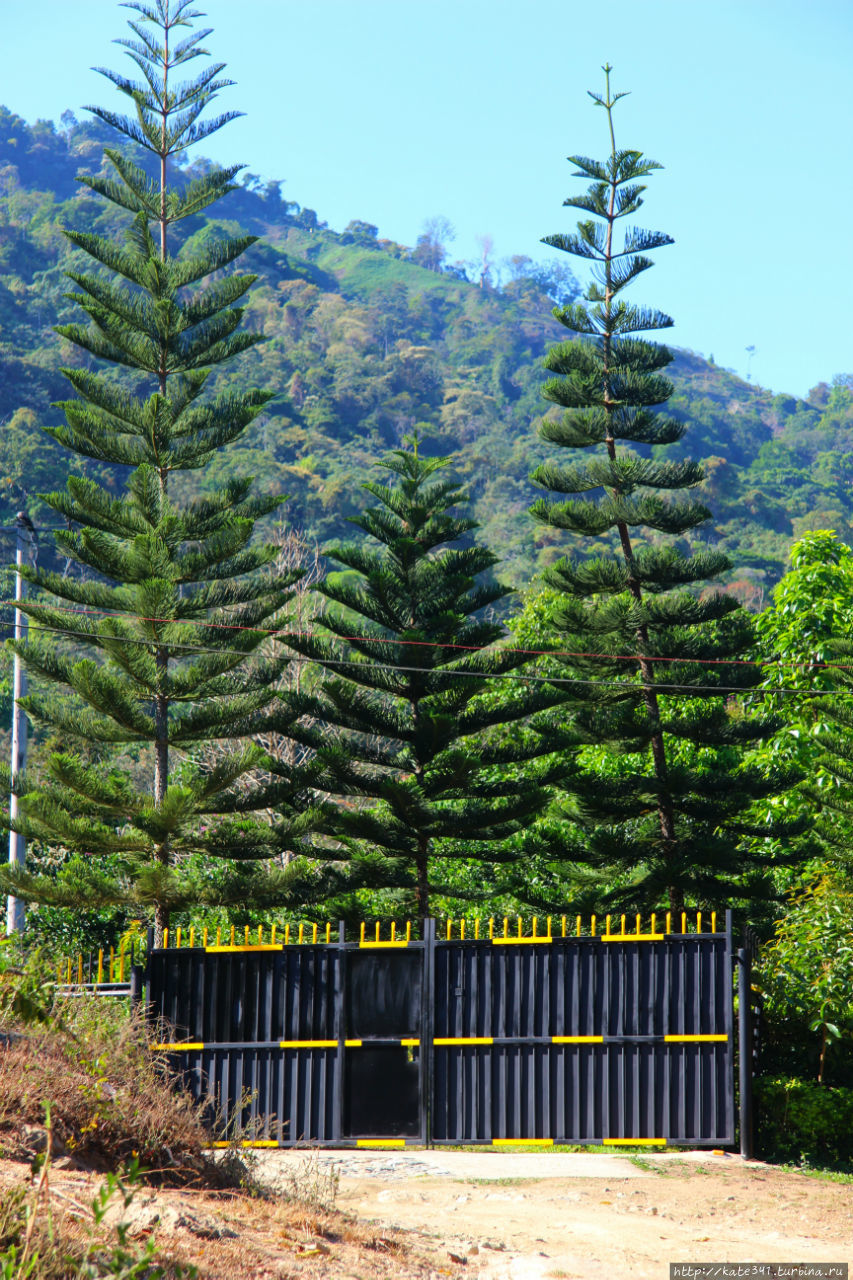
xmin=759 ymin=873 xmax=853 ymax=1084
xmin=754 ymin=1077 xmax=853 ymax=1168
xmin=0 ymin=938 xmax=56 ymax=1030
xmin=525 ymin=67 xmax=798 ymax=914
xmin=0 ymin=1 xmax=311 ymax=940
xmin=752 ymin=531 xmax=853 ymax=867
xmin=281 ymin=437 xmax=572 ymax=916
xmin=1 ymin=100 xmax=841 ymax=594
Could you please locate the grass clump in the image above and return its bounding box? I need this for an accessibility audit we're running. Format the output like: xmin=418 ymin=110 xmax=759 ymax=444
xmin=0 ymin=993 xmax=246 ymax=1191
xmin=0 ymin=1109 xmax=196 ymax=1279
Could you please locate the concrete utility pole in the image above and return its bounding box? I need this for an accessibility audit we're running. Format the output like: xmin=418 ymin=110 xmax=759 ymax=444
xmin=6 ymin=512 xmax=34 ymax=935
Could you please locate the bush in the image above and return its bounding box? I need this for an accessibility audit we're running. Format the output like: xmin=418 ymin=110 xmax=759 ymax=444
xmin=755 ymin=1075 xmax=853 ymax=1168
xmin=0 ymin=996 xmax=244 ymax=1189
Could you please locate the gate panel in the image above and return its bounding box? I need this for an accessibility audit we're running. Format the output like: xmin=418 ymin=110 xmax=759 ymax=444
xmin=146 ymin=913 xmax=735 ymax=1148
xmin=431 ymin=916 xmax=734 ymax=1146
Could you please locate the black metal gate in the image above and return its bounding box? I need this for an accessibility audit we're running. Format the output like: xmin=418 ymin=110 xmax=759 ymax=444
xmin=146 ymin=912 xmax=736 ymax=1148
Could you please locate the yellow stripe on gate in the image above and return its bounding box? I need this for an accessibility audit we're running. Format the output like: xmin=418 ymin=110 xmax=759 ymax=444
xmin=205 ymin=944 xmax=283 ymax=953
xmin=211 ymin=1140 xmax=280 ymax=1149
xmin=152 ymin=1042 xmax=204 ymax=1051
xmin=552 ymin=1035 xmax=604 ymax=1044
xmin=279 ymin=1040 xmax=337 ymax=1049
xmin=664 ymin=1034 xmax=728 ymax=1043
xmin=357 ymin=1139 xmax=407 ymax=1148
xmin=434 ymin=1037 xmax=493 ymax=1046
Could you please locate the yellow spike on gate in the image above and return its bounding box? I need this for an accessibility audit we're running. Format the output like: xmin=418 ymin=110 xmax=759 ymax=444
xmin=271 ymin=925 xmax=277 ymax=945
xmin=299 ymin=923 xmax=305 ymax=944
xmin=119 ymin=945 xmax=126 ymax=983
xmin=189 ymin=928 xmax=195 ymax=948
xmin=326 ymin=923 xmax=331 ymax=943
xmin=665 ymin=913 xmax=671 ymax=935
xmin=460 ymin=919 xmax=466 ymax=940
xmin=696 ymin=912 xmax=702 ymax=933
xmin=285 ymin=923 xmax=291 ymax=945
xmin=405 ymin=921 xmax=411 ymax=941
xmin=446 ymin=918 xmax=452 ymax=940
xmin=576 ymin=915 xmax=581 ymax=937
xmin=488 ymin=917 xmax=494 ymax=939
xmin=591 ymin=915 xmax=596 ymax=936
xmin=651 ymin=913 xmax=657 ymax=936
xmin=359 ymin=922 xmax=365 ymax=944
xmin=244 ymin=926 xmax=249 ymax=945
xmin=312 ymin=923 xmax=318 ymax=944
xmin=711 ymin=911 xmax=717 ymax=933
xmin=176 ymin=927 xmax=182 ymax=949
xmin=474 ymin=918 xmax=480 ymax=939
xmin=605 ymin=916 xmax=611 ymax=937
xmin=635 ymin=914 xmax=641 ymax=936
xmin=229 ymin=926 xmax=235 ymax=946
xmin=374 ymin=921 xmax=380 ymax=943
xmin=77 ymin=955 xmax=83 ymax=984
xmin=681 ymin=912 xmax=687 ymax=934
xmin=391 ymin=921 xmax=396 ymax=941
xmin=97 ymin=950 xmax=104 ymax=984
xmin=163 ymin=928 xmax=169 ymax=950
xmin=517 ymin=916 xmax=522 ymax=939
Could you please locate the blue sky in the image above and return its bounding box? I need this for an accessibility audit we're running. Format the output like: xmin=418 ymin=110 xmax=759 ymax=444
xmin=6 ymin=0 xmax=853 ymax=398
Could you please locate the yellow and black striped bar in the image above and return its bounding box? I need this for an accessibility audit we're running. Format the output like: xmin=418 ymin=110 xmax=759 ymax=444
xmin=153 ymin=1031 xmax=729 ymax=1053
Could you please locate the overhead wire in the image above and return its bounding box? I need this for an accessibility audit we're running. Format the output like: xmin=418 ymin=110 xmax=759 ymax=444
xmin=0 ymin=596 xmax=851 ymax=675
xmin=0 ymin=616 xmax=847 ymax=700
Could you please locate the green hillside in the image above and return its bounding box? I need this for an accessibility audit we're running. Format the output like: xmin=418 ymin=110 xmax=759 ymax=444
xmin=1 ymin=106 xmax=850 ymax=599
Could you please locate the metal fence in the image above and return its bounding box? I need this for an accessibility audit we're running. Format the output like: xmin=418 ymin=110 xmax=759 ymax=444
xmin=142 ymin=910 xmax=737 ymax=1149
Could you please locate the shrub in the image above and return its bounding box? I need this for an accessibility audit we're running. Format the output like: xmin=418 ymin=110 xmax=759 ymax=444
xmin=755 ymin=1075 xmax=853 ymax=1168
xmin=0 ymin=998 xmax=240 ymax=1188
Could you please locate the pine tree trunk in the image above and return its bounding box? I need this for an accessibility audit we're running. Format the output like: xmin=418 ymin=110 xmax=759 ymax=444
xmin=415 ymin=837 xmax=429 ymax=919
xmin=152 ymin=13 xmax=171 ymax=950
xmin=601 ymin=108 xmax=677 ymax=906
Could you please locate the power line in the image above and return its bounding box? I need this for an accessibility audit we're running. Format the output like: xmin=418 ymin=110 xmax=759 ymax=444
xmin=3 ymin=618 xmax=848 ymax=700
xmin=0 ymin=597 xmax=850 ymax=674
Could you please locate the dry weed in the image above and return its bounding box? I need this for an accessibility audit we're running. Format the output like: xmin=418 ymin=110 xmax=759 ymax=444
xmin=0 ymin=1000 xmax=244 ymax=1190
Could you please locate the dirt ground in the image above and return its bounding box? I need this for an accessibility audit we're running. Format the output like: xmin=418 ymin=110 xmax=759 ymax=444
xmin=257 ymin=1149 xmax=853 ymax=1279
xmin=2 ymin=1149 xmax=851 ymax=1279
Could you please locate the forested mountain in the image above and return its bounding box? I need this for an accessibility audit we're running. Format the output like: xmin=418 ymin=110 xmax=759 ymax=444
xmin=1 ymin=106 xmax=851 ymax=600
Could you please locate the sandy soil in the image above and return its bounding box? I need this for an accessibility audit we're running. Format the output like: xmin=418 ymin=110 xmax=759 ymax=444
xmin=258 ymin=1149 xmax=853 ymax=1280
xmin=2 ymin=1150 xmax=850 ymax=1279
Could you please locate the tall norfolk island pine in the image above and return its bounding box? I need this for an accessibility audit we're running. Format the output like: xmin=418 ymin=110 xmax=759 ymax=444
xmin=530 ymin=68 xmax=799 ymax=913
xmin=282 ymin=441 xmax=572 ymax=918
xmin=0 ymin=0 xmax=309 ymax=942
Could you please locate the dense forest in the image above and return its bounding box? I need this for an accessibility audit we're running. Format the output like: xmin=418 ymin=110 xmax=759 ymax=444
xmin=2 ymin=106 xmax=853 ymax=605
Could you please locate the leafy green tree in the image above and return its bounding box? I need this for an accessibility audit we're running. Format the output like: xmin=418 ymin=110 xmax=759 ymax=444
xmin=761 ymin=873 xmax=853 ymax=1083
xmin=527 ymin=66 xmax=798 ymax=914
xmin=751 ymin=531 xmax=853 ymax=869
xmin=281 ymin=438 xmax=570 ymax=916
xmin=0 ymin=0 xmax=309 ymax=943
